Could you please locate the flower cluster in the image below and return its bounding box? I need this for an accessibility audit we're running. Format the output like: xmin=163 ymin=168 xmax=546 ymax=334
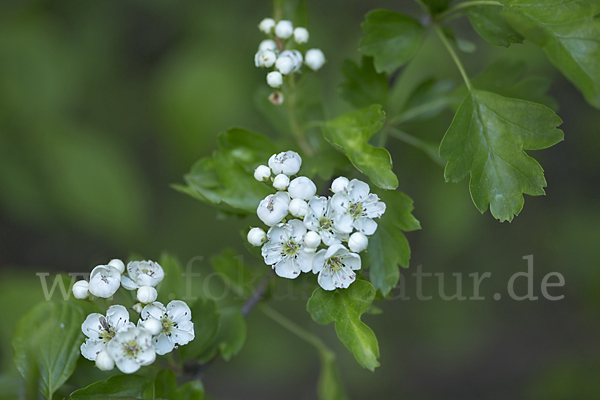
xmin=255 ymin=18 xmax=325 ymax=102
xmin=249 ymin=151 xmax=386 ymax=291
xmin=73 ymin=259 xmax=195 ymax=373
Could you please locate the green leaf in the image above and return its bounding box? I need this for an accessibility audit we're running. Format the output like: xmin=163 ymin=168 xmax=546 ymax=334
xmin=179 ymin=298 xmax=220 ymax=360
xmin=70 ymin=375 xmax=152 ymax=400
xmin=439 ymin=90 xmax=564 ymax=221
xmin=359 ymin=10 xmax=424 ymax=73
xmin=317 ymin=350 xmax=348 ymax=400
xmin=210 ymin=249 xmax=263 ymax=298
xmin=151 ymin=370 xmax=177 ymax=400
xmin=396 ymin=78 xmax=455 ymax=124
xmin=365 ymin=191 xmax=420 ymax=296
xmin=176 ymin=380 xmax=205 ymax=400
xmin=339 ymin=57 xmax=389 ymax=109
xmin=421 ymin=0 xmax=453 ymax=14
xmin=307 ymin=280 xmax=380 ymax=371
xmin=13 ymin=301 xmax=84 ymax=400
xmin=502 ymin=0 xmax=600 ymax=108
xmin=216 ymin=127 xmax=277 ymax=172
xmin=157 ymin=253 xmax=183 ymax=303
xmin=323 ymin=105 xmax=398 ymax=190
xmin=442 ymin=26 xmax=477 ymax=53
xmin=467 ymin=5 xmax=524 ymax=47
xmin=209 ymin=307 xmax=246 ymax=361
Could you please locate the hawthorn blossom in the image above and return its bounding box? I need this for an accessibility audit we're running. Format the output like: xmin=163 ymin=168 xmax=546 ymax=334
xmin=288 ymin=176 xmax=316 ymax=200
xmin=121 ymin=260 xmax=165 ymax=290
xmin=303 ymin=196 xmax=348 ymax=246
xmin=88 ymin=265 xmax=121 ymax=298
xmin=257 ymin=191 xmax=290 ymax=226
xmin=106 ymin=326 xmax=156 ymax=374
xmin=312 ymin=244 xmax=361 ymax=291
xmin=261 ymin=219 xmax=315 ymax=278
xmin=80 ymin=305 xmax=133 ymax=361
xmin=331 ymin=179 xmax=386 ymax=235
xmin=141 ymin=301 xmax=195 ymax=355
xmin=268 ymin=151 xmax=302 ymax=175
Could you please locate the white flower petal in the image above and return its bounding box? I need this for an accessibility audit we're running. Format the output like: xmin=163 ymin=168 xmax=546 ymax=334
xmin=348 ymin=179 xmax=370 ymax=201
xmin=274 ymin=257 xmax=301 ymax=279
xmin=312 ymin=249 xmax=326 ymax=274
xmin=342 ymin=253 xmax=361 ymax=271
xmin=354 ymin=217 xmax=378 ymax=235
xmin=297 ymin=249 xmax=316 ymax=273
xmin=167 ymin=300 xmax=192 ymax=323
xmin=138 ymin=348 xmax=156 ymax=366
xmin=81 ymin=313 xmax=103 ymax=339
xmin=115 ymin=357 xmax=141 ymax=374
xmin=80 ymin=339 xmax=106 ymax=361
xmin=141 ymin=302 xmax=166 ymax=320
xmin=120 ymin=275 xmax=139 ymax=290
xmin=106 ymin=305 xmax=130 ymax=331
xmin=317 ymin=270 xmax=336 ymax=291
xmin=153 ymin=334 xmax=175 ymax=355
xmin=172 ymin=325 xmax=195 ymax=346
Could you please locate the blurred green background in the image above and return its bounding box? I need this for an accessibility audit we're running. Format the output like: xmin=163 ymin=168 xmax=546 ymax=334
xmin=1 ymin=0 xmax=599 ymax=399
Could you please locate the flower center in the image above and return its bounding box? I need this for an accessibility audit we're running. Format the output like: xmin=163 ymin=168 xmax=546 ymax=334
xmin=348 ymin=202 xmax=364 ymax=220
xmin=326 ymin=256 xmax=343 ymax=272
xmin=99 ymin=326 xmax=116 ymax=341
xmin=161 ymin=317 xmax=175 ymax=334
xmin=282 ymin=239 xmax=300 ymax=257
xmin=122 ymin=340 xmax=140 ymax=358
xmin=267 ymin=197 xmax=275 ymax=212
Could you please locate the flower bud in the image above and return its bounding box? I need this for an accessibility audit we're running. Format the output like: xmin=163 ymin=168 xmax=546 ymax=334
xmin=275 ymin=50 xmax=302 ymax=75
xmin=142 ymin=318 xmax=163 ymax=336
xmin=293 ymin=27 xmax=309 ymax=44
xmin=254 ymin=165 xmax=271 ymax=182
xmin=72 ymin=280 xmax=89 ymax=299
xmin=108 ymin=259 xmax=125 ymax=274
xmin=96 ymin=350 xmax=115 ymax=371
xmin=288 ymin=176 xmax=317 ymax=200
xmin=304 ymin=231 xmax=321 ymax=249
xmin=331 ymin=176 xmax=349 ymax=193
xmin=275 ymin=20 xmax=293 ymax=39
xmin=348 ymin=232 xmax=369 ymax=253
xmin=259 ymin=18 xmax=276 ymax=34
xmin=132 ymin=302 xmax=144 ymax=314
xmin=255 ymin=50 xmax=277 ymax=68
xmin=269 ymin=91 xmax=284 ymax=105
xmin=269 ymin=151 xmax=302 ymax=175
xmin=273 ymin=173 xmax=290 ymax=190
xmin=289 ymin=198 xmax=308 ymax=217
xmin=266 ymin=71 xmax=283 ymax=88
xmin=137 ymin=286 xmax=158 ymax=303
xmin=247 ymin=227 xmax=266 ymax=246
xmin=258 ymin=39 xmax=277 ymax=52
xmin=257 ymin=191 xmax=290 ymax=226
xmin=305 ymin=48 xmax=325 ymax=71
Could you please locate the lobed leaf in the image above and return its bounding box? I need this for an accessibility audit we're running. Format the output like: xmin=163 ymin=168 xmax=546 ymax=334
xmin=467 ymin=5 xmax=524 ymax=47
xmin=176 ymin=380 xmax=205 ymax=400
xmin=179 ymin=298 xmax=220 ymax=360
xmin=70 ymin=375 xmax=152 ymax=399
xmin=339 ymin=57 xmax=389 ymax=109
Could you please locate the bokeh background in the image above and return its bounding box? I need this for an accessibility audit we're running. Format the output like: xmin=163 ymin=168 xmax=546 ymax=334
xmin=1 ymin=0 xmax=599 ymax=399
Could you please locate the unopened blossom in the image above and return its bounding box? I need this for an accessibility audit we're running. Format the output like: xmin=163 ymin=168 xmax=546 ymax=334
xmin=304 ymin=196 xmax=348 ymax=246
xmin=247 ymin=227 xmax=266 ymax=246
xmin=267 ymin=71 xmax=283 ymax=88
xmin=303 ymin=231 xmax=321 ymax=249
xmin=275 ymin=50 xmax=302 ymax=74
xmin=255 ymin=50 xmax=277 ymax=68
xmin=293 ymin=27 xmax=309 ymax=44
xmin=258 ymin=39 xmax=278 ymax=52
xmin=141 ymin=301 xmax=195 ymax=355
xmin=268 ymin=151 xmax=302 ymax=175
xmin=137 ymin=286 xmax=158 ymax=303
xmin=331 ymin=176 xmax=349 ymax=194
xmin=121 ymin=260 xmax=165 ymax=290
xmin=88 ymin=265 xmax=121 ymax=298
xmin=106 ymin=326 xmax=156 ymax=374
xmin=258 ymin=18 xmax=276 ymax=34
xmin=305 ymin=48 xmax=325 ymax=71
xmin=108 ymin=259 xmax=125 ymax=274
xmin=348 ymin=232 xmax=369 ymax=253
xmin=274 ymin=20 xmax=293 ymax=39
xmin=289 ymin=198 xmax=308 ymax=217
xmin=73 ymin=280 xmax=89 ymax=299
xmin=288 ymin=176 xmax=316 ymax=200
xmin=257 ymin=191 xmax=290 ymax=226
xmin=261 ymin=219 xmax=315 ymax=278
xmin=254 ymin=165 xmax=271 ymax=182
xmin=273 ymin=173 xmax=290 ymax=190
xmin=312 ymin=244 xmax=361 ymax=290
xmin=331 ymin=179 xmax=386 ymax=235
xmin=81 ymin=305 xmax=133 ymax=361
xmin=95 ymin=350 xmax=115 ymax=371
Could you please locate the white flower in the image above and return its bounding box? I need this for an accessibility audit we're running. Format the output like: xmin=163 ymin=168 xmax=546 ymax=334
xmin=258 ymin=39 xmax=277 ymax=52
xmin=273 ymin=173 xmax=290 ymax=190
xmin=141 ymin=301 xmax=195 ymax=355
xmin=312 ymin=244 xmax=361 ymax=290
xmin=80 ymin=305 xmax=134 ymax=361
xmin=255 ymin=50 xmax=277 ymax=68
xmin=275 ymin=20 xmax=293 ymax=39
xmin=267 ymin=71 xmax=283 ymax=88
xmin=247 ymin=227 xmax=266 ymax=246
xmin=259 ymin=18 xmax=276 ymax=34
xmin=275 ymin=50 xmax=302 ymax=74
xmin=121 ymin=260 xmax=165 ymax=290
xmin=289 ymin=198 xmax=308 ymax=218
xmin=108 ymin=259 xmax=125 ymax=274
xmin=331 ymin=179 xmax=386 ymax=235
xmin=305 ymin=48 xmax=325 ymax=71
xmin=288 ymin=176 xmax=316 ymax=200
xmin=348 ymin=232 xmax=369 ymax=253
xmin=303 ymin=231 xmax=321 ymax=249
xmin=331 ymin=176 xmax=349 ymax=194
xmin=303 ymin=196 xmax=348 ymax=246
xmin=261 ymin=219 xmax=315 ymax=278
xmin=293 ymin=27 xmax=309 ymax=44
xmin=88 ymin=265 xmax=121 ymax=298
xmin=254 ymin=164 xmax=271 ymax=182
xmin=106 ymin=326 xmax=156 ymax=374
xmin=141 ymin=318 xmax=162 ymax=336
xmin=73 ymin=280 xmax=89 ymax=299
xmin=95 ymin=350 xmax=115 ymax=371
xmin=257 ymin=191 xmax=290 ymax=226
xmin=268 ymin=151 xmax=302 ymax=175
xmin=137 ymin=286 xmax=158 ymax=303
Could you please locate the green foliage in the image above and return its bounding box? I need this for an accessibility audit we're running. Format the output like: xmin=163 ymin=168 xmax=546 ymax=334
xmin=467 ymin=5 xmax=524 ymax=47
xmin=339 ymin=57 xmax=388 ymax=110
xmin=502 ymin=0 xmax=600 ymax=108
xmin=210 ymin=249 xmax=256 ymax=297
xmin=439 ymin=90 xmax=564 ymax=221
xmin=149 ymin=370 xmax=177 ymax=400
xmin=365 ymin=191 xmax=420 ymax=296
xmin=202 ymin=307 xmax=247 ymax=362
xmin=421 ymin=0 xmax=453 ymax=14
xmin=307 ymin=280 xmax=380 ymax=371
xmin=359 ymin=10 xmax=424 ymax=73
xmin=179 ymin=298 xmax=220 ymax=360
xmin=176 ymin=381 xmax=205 ymax=400
xmin=13 ymin=301 xmax=84 ymax=400
xmin=70 ymin=374 xmax=152 ymax=399
xmin=318 ymin=350 xmax=348 ymax=400
xmin=157 ymin=253 xmax=183 ymax=303
xmin=323 ymin=105 xmax=398 ymax=190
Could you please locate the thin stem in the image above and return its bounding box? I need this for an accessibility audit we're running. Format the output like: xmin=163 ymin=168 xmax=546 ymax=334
xmin=386 ymin=126 xmax=445 ymax=166
xmin=388 ymin=97 xmax=452 ymax=126
xmin=285 ymin=75 xmax=314 ymax=156
xmin=241 ymin=271 xmax=273 ymax=317
xmin=437 ymin=1 xmax=503 ymax=21
xmin=434 ymin=23 xmax=472 ymax=92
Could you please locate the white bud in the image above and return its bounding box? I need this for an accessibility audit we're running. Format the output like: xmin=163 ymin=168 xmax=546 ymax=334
xmin=305 ymin=48 xmax=325 ymax=71
xmin=259 ymin=39 xmax=278 ymax=52
xmin=348 ymin=232 xmax=369 ymax=253
xmin=293 ymin=27 xmax=309 ymax=44
xmin=254 ymin=165 xmax=271 ymax=182
xmin=259 ymin=18 xmax=276 ymax=34
xmin=72 ymin=280 xmax=89 ymax=299
xmin=137 ymin=286 xmax=158 ymax=303
xmin=257 ymin=191 xmax=290 ymax=226
xmin=288 ymin=176 xmax=317 ymax=200
xmin=275 ymin=50 xmax=302 ymax=75
xmin=289 ymin=198 xmax=308 ymax=217
xmin=247 ymin=227 xmax=267 ymax=246
xmin=107 ymin=259 xmax=125 ymax=274
xmin=255 ymin=50 xmax=277 ymax=68
xmin=142 ymin=318 xmax=163 ymax=336
xmin=96 ymin=350 xmax=115 ymax=371
xmin=304 ymin=231 xmax=321 ymax=249
xmin=331 ymin=176 xmax=350 ymax=193
xmin=132 ymin=303 xmax=144 ymax=314
xmin=273 ymin=173 xmax=290 ymax=190
xmin=266 ymin=71 xmax=283 ymax=88
xmin=275 ymin=20 xmax=293 ymax=39
xmin=268 ymin=151 xmax=302 ymax=175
